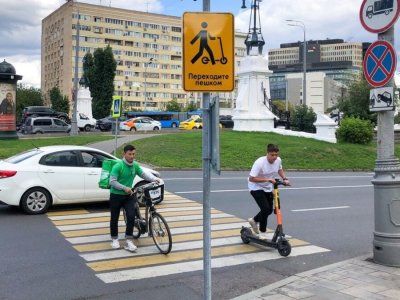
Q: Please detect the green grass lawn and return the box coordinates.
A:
[131,130,396,171]
[1,131,399,171]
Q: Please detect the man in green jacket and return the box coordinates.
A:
[109,144,158,251]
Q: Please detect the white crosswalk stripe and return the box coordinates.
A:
[47,191,330,283]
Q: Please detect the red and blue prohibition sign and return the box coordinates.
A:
[363,40,397,88]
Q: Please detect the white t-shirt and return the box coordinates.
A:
[248,156,282,192]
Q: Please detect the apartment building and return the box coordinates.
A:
[41,1,247,111]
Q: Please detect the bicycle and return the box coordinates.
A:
[123,182,172,254]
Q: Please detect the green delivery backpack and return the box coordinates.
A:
[98,159,122,189]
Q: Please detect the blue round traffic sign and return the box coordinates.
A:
[363,40,397,87]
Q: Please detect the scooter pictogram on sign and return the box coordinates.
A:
[363,40,396,87]
[190,22,228,65]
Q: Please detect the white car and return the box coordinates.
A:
[120,117,162,131]
[77,113,96,132]
[0,145,164,214]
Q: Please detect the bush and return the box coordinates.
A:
[290,104,317,133]
[336,117,374,144]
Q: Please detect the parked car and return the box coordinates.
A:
[96,116,126,132]
[22,117,71,134]
[120,117,161,131]
[22,106,70,124]
[0,145,164,214]
[219,115,234,128]
[77,113,96,132]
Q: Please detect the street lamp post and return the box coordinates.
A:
[143,57,154,110]
[70,0,80,136]
[286,19,306,106]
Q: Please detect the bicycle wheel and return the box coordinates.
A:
[149,212,172,254]
[122,208,141,238]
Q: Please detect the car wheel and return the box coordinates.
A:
[171,123,177,128]
[21,187,52,215]
[153,126,159,130]
[130,127,137,132]
[84,125,91,132]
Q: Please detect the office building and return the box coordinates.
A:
[41,1,247,111]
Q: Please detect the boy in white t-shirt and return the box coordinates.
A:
[248,144,290,239]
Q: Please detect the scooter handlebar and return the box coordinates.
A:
[274,178,290,188]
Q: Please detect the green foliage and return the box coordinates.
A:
[184,102,198,112]
[16,84,43,123]
[82,52,94,88]
[165,99,182,112]
[49,86,69,114]
[394,113,400,124]
[272,100,293,113]
[339,73,377,124]
[336,117,374,144]
[290,104,316,133]
[84,46,117,119]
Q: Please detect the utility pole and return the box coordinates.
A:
[70,0,80,136]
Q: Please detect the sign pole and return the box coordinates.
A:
[201,3,212,300]
[372,26,400,266]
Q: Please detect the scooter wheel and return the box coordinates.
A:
[277,239,291,257]
[240,227,251,244]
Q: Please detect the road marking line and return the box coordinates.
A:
[46,209,89,216]
[66,222,249,244]
[292,206,350,212]
[80,237,310,262]
[73,228,247,252]
[175,185,372,194]
[95,245,330,283]
[61,217,242,238]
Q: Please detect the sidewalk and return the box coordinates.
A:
[232,254,400,300]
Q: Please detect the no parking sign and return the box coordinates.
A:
[363,40,396,87]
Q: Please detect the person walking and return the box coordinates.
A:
[109,144,159,251]
[248,144,290,239]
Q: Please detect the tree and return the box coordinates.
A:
[83,45,117,119]
[185,102,198,112]
[82,52,94,88]
[337,72,377,124]
[165,99,182,112]
[16,84,43,123]
[290,104,317,133]
[49,86,69,114]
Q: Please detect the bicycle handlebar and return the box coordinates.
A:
[132,182,160,194]
[274,178,290,188]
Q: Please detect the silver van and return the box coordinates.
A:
[22,117,71,134]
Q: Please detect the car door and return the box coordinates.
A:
[140,119,153,130]
[38,151,84,201]
[79,150,114,200]
[53,118,69,133]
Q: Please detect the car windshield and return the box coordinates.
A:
[5,149,43,164]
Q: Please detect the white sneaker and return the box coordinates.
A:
[248,218,259,234]
[258,232,268,240]
[111,239,120,249]
[124,239,137,252]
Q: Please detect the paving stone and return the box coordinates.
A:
[379,288,400,299]
[259,293,294,300]
[339,277,365,287]
[274,286,314,299]
[341,286,389,300]
[314,279,349,291]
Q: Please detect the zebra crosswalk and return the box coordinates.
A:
[47,192,330,283]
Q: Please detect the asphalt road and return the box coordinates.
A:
[0,170,375,300]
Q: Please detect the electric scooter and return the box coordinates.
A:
[240,179,292,257]
[201,37,228,65]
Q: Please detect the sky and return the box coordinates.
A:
[0,0,397,88]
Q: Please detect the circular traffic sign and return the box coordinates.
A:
[363,40,397,87]
[360,0,400,33]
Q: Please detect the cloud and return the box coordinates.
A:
[1,0,399,88]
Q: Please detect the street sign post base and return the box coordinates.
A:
[372,158,400,267]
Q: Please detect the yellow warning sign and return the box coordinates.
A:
[183,12,234,92]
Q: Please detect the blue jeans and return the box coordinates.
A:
[109,193,136,239]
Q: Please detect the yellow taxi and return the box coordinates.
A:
[179,116,203,130]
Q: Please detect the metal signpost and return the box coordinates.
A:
[360,0,400,266]
[183,1,233,298]
[111,96,122,156]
